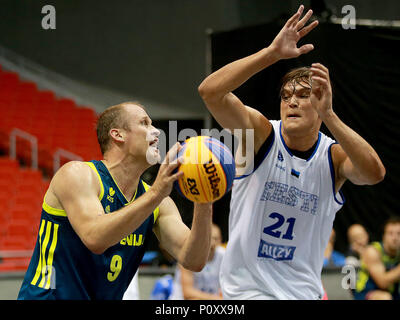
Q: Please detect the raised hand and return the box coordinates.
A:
[310,63,333,119]
[271,5,319,60]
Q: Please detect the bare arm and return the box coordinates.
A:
[51,143,183,255]
[310,63,386,192]
[198,5,318,153]
[153,198,213,272]
[363,246,400,290]
[179,265,222,300]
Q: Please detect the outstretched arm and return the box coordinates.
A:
[198,5,318,153]
[310,63,386,192]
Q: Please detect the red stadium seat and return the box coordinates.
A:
[78,107,97,123]
[37,90,55,104]
[0,67,101,177]
[0,69,103,272]
[0,211,11,236]
[0,72,20,88]
[0,259,31,272]
[0,257,32,272]
[0,239,25,251]
[0,157,19,170]
[0,171,18,186]
[17,169,43,184]
[17,81,38,100]
[6,220,31,237]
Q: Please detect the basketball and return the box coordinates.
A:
[174,136,235,203]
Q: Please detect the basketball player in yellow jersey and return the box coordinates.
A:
[19,102,213,299]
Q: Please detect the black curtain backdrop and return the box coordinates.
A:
[210,22,400,252]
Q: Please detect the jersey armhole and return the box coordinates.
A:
[85,162,105,201]
[42,191,68,217]
[141,180,160,223]
[327,143,346,205]
[235,127,275,180]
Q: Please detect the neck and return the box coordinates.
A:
[281,127,319,152]
[103,150,149,201]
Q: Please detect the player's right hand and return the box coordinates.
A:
[151,142,184,199]
[270,5,319,60]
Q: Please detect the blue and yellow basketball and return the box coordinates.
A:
[174,136,235,203]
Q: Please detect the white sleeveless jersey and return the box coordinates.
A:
[220,120,344,300]
[169,246,225,300]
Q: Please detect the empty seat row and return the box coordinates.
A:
[0,67,102,175]
[0,67,100,272]
[0,157,48,254]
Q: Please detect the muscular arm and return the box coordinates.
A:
[363,246,400,290]
[328,116,386,191]
[153,198,213,272]
[310,63,386,192]
[51,161,165,254]
[50,143,184,255]
[198,5,318,155]
[198,51,273,154]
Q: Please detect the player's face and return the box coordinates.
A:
[350,226,369,247]
[123,104,160,165]
[383,223,400,253]
[280,81,321,137]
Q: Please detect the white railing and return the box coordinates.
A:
[9,128,83,174]
[53,148,83,174]
[9,128,38,170]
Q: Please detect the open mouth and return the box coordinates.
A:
[149,139,159,150]
[287,113,301,119]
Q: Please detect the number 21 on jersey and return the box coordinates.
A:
[263,212,296,240]
[258,212,297,261]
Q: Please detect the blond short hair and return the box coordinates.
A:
[96,101,145,155]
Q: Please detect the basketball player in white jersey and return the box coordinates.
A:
[198,5,386,299]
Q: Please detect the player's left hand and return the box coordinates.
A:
[310,63,333,119]
[270,5,318,60]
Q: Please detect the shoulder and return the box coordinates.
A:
[56,160,93,175]
[327,142,347,182]
[250,119,278,161]
[245,106,271,128]
[244,107,273,153]
[329,142,346,161]
[363,244,382,263]
[53,161,97,185]
[51,161,101,196]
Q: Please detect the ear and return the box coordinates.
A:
[109,128,125,142]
